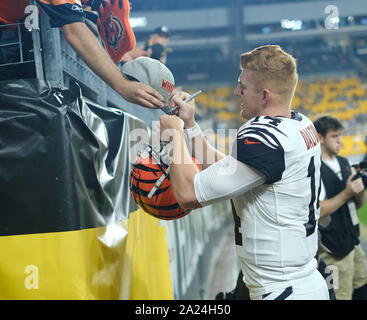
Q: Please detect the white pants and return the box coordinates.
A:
[252,269,330,300]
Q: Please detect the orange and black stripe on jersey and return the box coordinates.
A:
[234,119,286,184]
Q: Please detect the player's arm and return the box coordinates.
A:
[171,91,225,170]
[36,0,164,109]
[192,155,266,207]
[319,174,365,217]
[165,120,201,209]
[160,115,265,209]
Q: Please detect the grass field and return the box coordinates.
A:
[359,202,367,225]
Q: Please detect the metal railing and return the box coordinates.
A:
[0,23,32,67]
[0,2,160,127]
[0,1,43,80]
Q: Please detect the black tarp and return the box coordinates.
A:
[0,79,131,236]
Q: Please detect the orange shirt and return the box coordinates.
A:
[0,0,29,24]
[0,0,83,26]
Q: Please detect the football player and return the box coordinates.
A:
[160,45,330,300]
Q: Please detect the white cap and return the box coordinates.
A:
[121,57,175,107]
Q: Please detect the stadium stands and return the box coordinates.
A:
[188,76,367,158]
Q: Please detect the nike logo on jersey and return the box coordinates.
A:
[244,138,261,145]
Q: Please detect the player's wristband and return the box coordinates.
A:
[184,123,202,139]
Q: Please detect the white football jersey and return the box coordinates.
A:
[230,112,322,297]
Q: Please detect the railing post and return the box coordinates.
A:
[39,8,64,87]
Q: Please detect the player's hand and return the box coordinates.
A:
[160,115,184,142]
[119,80,164,109]
[345,174,365,197]
[170,91,196,128]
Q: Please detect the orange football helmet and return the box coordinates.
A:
[129,144,202,220]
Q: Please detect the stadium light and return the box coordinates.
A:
[329,16,340,26]
[280,19,303,31]
[129,16,148,28]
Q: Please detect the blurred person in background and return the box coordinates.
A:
[314,115,367,300]
[363,135,367,163]
[144,25,170,64]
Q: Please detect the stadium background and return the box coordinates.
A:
[0,0,367,299]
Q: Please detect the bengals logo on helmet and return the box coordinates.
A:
[102,12,123,51]
[129,145,202,220]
